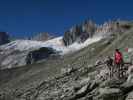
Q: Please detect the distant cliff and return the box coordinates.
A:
[0,32,10,45]
[32,33,54,41]
[63,20,131,46]
[63,20,96,46]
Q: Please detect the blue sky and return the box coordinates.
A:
[0,0,132,38]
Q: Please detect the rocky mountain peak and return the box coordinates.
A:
[32,32,54,41]
[0,32,10,45]
[96,21,121,34]
[63,20,132,46]
[63,19,96,46]
[82,19,96,34]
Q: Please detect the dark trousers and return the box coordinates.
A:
[115,62,125,79]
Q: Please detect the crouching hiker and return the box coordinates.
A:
[105,56,113,78]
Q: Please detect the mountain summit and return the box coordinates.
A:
[0,32,10,45]
[32,33,54,41]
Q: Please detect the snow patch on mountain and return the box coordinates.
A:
[0,34,104,70]
[0,37,63,51]
[64,36,102,54]
[0,34,103,55]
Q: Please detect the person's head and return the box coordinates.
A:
[115,49,119,52]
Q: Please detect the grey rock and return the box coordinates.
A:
[120,81,133,95]
[67,84,90,100]
[98,87,122,100]
[126,91,133,100]
[76,84,90,95]
[99,87,121,95]
[80,77,90,85]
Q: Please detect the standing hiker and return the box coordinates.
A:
[114,49,124,79]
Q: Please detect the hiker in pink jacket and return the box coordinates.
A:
[114,49,124,78]
[115,49,123,64]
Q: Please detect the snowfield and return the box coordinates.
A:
[0,35,103,55]
[0,34,105,70]
[0,37,64,54]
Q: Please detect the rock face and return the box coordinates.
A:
[63,20,96,46]
[63,25,82,46]
[96,20,131,34]
[32,33,54,41]
[63,20,131,46]
[82,19,96,36]
[26,47,56,64]
[0,32,10,45]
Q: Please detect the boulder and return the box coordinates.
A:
[80,77,90,85]
[98,87,122,100]
[125,65,133,83]
[97,68,110,81]
[126,91,133,100]
[61,67,73,75]
[68,84,91,100]
[120,81,133,95]
[76,84,90,96]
